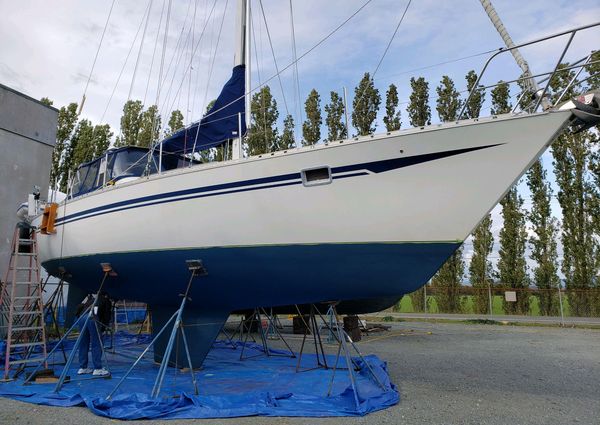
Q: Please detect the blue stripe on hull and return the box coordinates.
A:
[56,144,501,226]
[43,242,459,311]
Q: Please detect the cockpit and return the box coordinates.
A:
[70,146,200,198]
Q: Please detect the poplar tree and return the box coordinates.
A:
[406,75,432,310]
[469,215,494,314]
[92,124,113,158]
[432,75,464,311]
[464,70,494,313]
[302,89,322,145]
[464,70,485,119]
[550,64,596,316]
[278,115,296,151]
[137,104,161,148]
[70,119,96,167]
[115,100,143,147]
[435,76,462,122]
[50,102,78,190]
[407,77,431,127]
[167,110,184,135]
[352,72,381,136]
[40,97,53,106]
[526,160,560,315]
[324,91,346,141]
[490,81,511,115]
[431,250,465,313]
[491,80,530,314]
[586,52,600,315]
[498,188,529,314]
[383,84,401,131]
[247,86,279,156]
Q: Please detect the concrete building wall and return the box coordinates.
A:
[0,83,58,279]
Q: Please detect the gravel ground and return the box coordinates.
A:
[0,320,598,425]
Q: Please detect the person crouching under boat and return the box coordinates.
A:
[75,292,112,377]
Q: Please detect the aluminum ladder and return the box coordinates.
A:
[0,225,48,380]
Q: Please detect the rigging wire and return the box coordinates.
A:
[375,48,500,82]
[143,0,167,107]
[189,2,229,158]
[79,0,117,115]
[157,0,196,113]
[200,0,229,118]
[201,0,375,124]
[349,0,413,134]
[127,0,154,103]
[190,0,211,119]
[155,0,173,108]
[372,0,413,79]
[160,0,219,121]
[99,1,153,124]
[258,0,290,117]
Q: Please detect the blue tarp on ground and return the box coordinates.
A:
[0,333,399,419]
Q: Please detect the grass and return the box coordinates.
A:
[395,294,577,316]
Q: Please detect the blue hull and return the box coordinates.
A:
[43,242,459,310]
[43,242,458,366]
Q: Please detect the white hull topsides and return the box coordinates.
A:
[37,110,570,264]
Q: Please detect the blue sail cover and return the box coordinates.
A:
[160,65,246,154]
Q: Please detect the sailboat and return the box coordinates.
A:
[32,1,599,366]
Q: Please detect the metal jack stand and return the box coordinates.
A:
[295,304,328,372]
[322,303,387,409]
[106,259,206,400]
[239,308,295,360]
[42,268,69,363]
[51,263,116,392]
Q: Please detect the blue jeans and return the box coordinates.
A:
[78,318,103,370]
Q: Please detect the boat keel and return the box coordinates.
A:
[151,306,230,368]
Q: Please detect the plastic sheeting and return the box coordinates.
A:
[0,333,398,419]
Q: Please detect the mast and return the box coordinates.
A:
[479,0,550,109]
[233,0,249,160]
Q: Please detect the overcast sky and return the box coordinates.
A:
[1,0,598,278]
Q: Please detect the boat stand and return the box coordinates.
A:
[22,263,114,387]
[42,272,67,363]
[238,308,295,360]
[317,303,387,407]
[295,304,328,372]
[50,263,115,392]
[106,259,206,400]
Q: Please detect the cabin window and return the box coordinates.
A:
[301,166,331,187]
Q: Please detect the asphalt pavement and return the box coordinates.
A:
[0,320,598,425]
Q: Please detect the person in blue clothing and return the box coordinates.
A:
[75,292,112,377]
